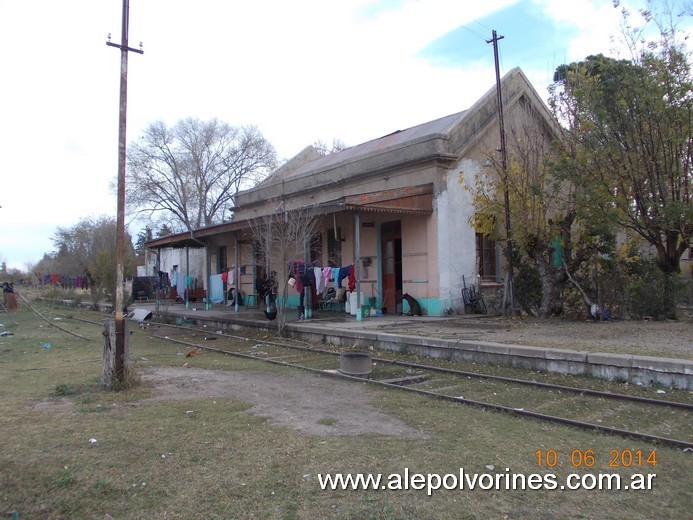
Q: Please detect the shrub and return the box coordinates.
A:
[623,260,684,320]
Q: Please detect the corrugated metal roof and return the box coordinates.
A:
[146,220,246,249]
[279,110,467,181]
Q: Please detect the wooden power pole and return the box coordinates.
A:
[486,29,515,314]
[104,0,142,386]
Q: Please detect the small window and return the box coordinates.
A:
[476,233,496,279]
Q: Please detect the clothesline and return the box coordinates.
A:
[287,261,355,293]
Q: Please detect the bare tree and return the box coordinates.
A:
[247,204,322,335]
[312,138,348,156]
[126,118,277,231]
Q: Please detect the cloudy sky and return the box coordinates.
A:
[0,0,685,270]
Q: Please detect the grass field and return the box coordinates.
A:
[0,304,691,519]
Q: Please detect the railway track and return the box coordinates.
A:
[62,313,693,450]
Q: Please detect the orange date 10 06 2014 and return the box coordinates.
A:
[535,449,657,469]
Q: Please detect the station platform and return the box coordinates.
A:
[128,301,693,390]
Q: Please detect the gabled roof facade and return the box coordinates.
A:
[232,67,554,220]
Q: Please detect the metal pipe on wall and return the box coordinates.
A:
[355,210,362,321]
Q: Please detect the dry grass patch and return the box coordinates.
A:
[0,306,691,519]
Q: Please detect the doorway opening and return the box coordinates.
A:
[380,221,402,314]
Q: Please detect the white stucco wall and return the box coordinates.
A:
[143,247,206,288]
[436,159,481,310]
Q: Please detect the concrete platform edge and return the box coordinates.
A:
[131,304,692,389]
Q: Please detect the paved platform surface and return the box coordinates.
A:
[130,300,692,361]
[128,301,693,389]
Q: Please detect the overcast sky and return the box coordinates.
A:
[0,0,686,270]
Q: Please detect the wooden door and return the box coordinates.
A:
[380,221,402,314]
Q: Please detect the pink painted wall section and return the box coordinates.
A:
[401,214,432,299]
[356,220,378,289]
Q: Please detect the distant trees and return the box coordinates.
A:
[126,118,277,232]
[134,227,153,257]
[313,138,347,156]
[52,216,136,305]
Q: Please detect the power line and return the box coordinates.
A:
[459,23,489,42]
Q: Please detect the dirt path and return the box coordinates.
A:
[141,367,427,438]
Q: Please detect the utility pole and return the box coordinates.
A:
[106,0,143,384]
[486,29,515,314]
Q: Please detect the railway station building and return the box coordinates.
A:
[144,67,556,317]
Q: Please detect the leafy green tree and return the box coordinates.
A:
[156,224,173,238]
[126,118,277,232]
[466,108,601,317]
[134,227,153,257]
[549,7,692,276]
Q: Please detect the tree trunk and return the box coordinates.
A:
[103,318,129,389]
[534,255,565,318]
[3,292,19,312]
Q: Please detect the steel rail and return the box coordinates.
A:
[56,313,693,448]
[145,320,693,412]
[60,314,693,411]
[147,330,693,450]
[371,357,693,411]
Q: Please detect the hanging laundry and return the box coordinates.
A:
[176,273,185,297]
[322,267,332,286]
[314,267,323,293]
[209,274,224,303]
[299,268,313,289]
[337,265,351,289]
[288,261,303,293]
